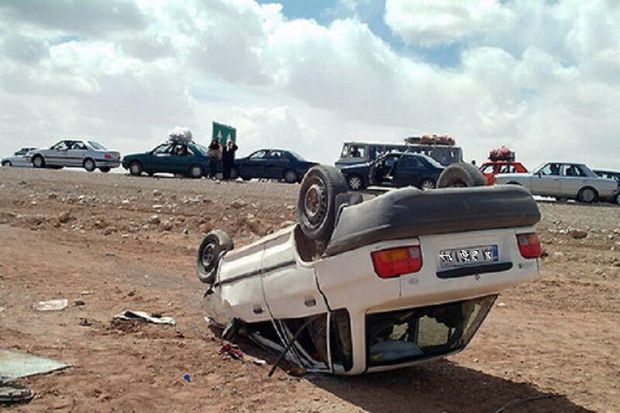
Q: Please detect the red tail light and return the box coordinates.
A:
[104,153,112,159]
[371,246,422,279]
[516,233,541,259]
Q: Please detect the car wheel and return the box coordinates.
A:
[230,168,239,180]
[2,161,11,167]
[196,230,234,285]
[284,169,298,184]
[189,164,204,179]
[83,158,96,172]
[346,174,364,191]
[32,155,45,169]
[420,178,436,191]
[577,187,597,203]
[297,165,348,245]
[129,161,143,176]
[437,163,486,188]
[99,167,110,173]
[616,193,620,205]
[241,175,251,181]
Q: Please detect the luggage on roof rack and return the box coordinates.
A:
[405,135,455,146]
[489,146,515,162]
[168,127,193,143]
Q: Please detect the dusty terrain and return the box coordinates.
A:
[0,167,618,413]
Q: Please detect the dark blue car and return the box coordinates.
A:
[235,149,318,183]
[122,141,212,178]
[339,152,444,190]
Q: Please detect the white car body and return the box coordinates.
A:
[29,140,121,171]
[495,162,617,201]
[1,148,37,167]
[205,186,542,375]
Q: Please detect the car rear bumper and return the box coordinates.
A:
[95,159,121,168]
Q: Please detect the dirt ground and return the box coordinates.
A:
[0,167,618,413]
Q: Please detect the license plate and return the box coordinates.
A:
[438,245,499,269]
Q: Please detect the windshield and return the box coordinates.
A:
[419,154,443,168]
[88,141,106,150]
[366,295,496,367]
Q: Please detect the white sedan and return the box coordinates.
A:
[197,165,542,375]
[495,162,617,203]
[1,147,37,167]
[29,140,121,172]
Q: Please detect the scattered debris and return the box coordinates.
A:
[218,342,244,361]
[58,211,73,224]
[152,189,162,197]
[0,382,34,405]
[79,318,93,327]
[148,215,161,225]
[0,349,70,379]
[80,290,94,296]
[570,229,588,240]
[74,300,86,307]
[113,310,176,325]
[182,373,191,383]
[252,358,267,366]
[33,299,68,312]
[231,199,247,209]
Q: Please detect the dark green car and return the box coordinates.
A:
[122,141,211,178]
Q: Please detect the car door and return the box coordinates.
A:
[148,143,174,172]
[263,150,289,179]
[560,164,587,197]
[392,155,424,187]
[67,141,88,167]
[46,141,71,166]
[243,150,268,178]
[530,164,561,196]
[168,143,192,174]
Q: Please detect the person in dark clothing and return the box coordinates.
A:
[207,139,222,179]
[222,139,238,180]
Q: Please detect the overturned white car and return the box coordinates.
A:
[197,164,542,375]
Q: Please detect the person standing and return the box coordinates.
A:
[207,138,222,179]
[222,139,238,180]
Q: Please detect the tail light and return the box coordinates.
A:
[371,246,422,279]
[104,153,112,159]
[516,233,541,259]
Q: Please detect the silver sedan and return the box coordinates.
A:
[1,147,37,167]
[29,140,121,172]
[495,162,617,203]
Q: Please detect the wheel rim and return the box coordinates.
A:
[130,164,140,174]
[192,166,202,177]
[348,176,361,190]
[286,171,296,182]
[582,189,595,202]
[201,243,217,271]
[85,160,94,170]
[616,194,620,205]
[34,157,42,167]
[303,177,327,228]
[421,180,434,190]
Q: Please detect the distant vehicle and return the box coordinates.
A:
[495,162,618,203]
[340,152,444,191]
[336,135,463,169]
[235,149,318,183]
[122,140,212,178]
[30,140,120,172]
[593,169,620,204]
[2,147,37,167]
[480,161,528,185]
[196,165,542,375]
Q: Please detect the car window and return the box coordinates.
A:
[88,141,106,150]
[172,144,191,156]
[480,164,493,173]
[539,163,561,176]
[562,164,586,177]
[249,150,267,159]
[192,143,209,156]
[152,143,172,155]
[345,145,366,158]
[52,141,70,151]
[267,150,285,159]
[288,151,307,161]
[70,142,87,150]
[400,156,422,168]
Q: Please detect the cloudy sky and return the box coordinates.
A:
[0,0,618,169]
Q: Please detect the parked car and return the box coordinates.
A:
[593,169,620,204]
[235,149,317,183]
[196,165,542,375]
[495,162,617,203]
[29,140,120,172]
[1,147,37,167]
[122,141,214,178]
[479,161,528,185]
[340,152,444,191]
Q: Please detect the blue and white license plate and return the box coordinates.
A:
[438,245,499,269]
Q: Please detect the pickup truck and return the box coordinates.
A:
[197,164,542,375]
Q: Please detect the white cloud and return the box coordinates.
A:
[0,0,618,172]
[384,0,515,46]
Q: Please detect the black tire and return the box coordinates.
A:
[196,230,234,285]
[100,167,111,173]
[230,167,239,180]
[241,175,251,181]
[419,178,436,191]
[32,155,45,169]
[615,193,620,205]
[437,163,486,188]
[83,158,96,172]
[577,187,597,203]
[2,161,11,167]
[129,161,143,176]
[297,165,348,244]
[346,174,365,191]
[189,164,204,179]
[284,169,298,184]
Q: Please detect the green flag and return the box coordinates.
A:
[212,122,236,145]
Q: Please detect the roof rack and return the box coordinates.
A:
[405,134,455,146]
